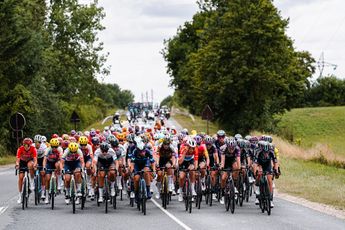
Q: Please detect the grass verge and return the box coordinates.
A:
[0,155,16,166]
[277,156,345,209]
[85,108,118,131]
[172,113,221,135]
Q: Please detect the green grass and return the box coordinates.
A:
[173,113,222,135]
[85,108,118,131]
[277,106,345,158]
[276,156,345,209]
[0,155,16,165]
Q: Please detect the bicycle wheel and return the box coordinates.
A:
[142,197,147,215]
[239,173,244,207]
[105,180,109,214]
[34,176,38,206]
[230,180,235,214]
[71,178,76,214]
[22,177,27,210]
[188,180,192,213]
[140,179,146,214]
[51,190,55,210]
[51,176,56,210]
[72,195,76,214]
[184,180,188,211]
[205,175,211,205]
[265,178,271,216]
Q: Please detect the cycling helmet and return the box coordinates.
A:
[178,133,186,141]
[234,134,242,140]
[50,138,60,147]
[162,137,171,145]
[41,136,47,142]
[249,136,259,144]
[23,138,33,146]
[268,143,275,151]
[204,136,214,144]
[136,141,145,151]
[109,138,119,147]
[258,140,265,149]
[110,126,115,132]
[91,136,100,145]
[194,135,202,145]
[62,140,70,149]
[100,142,109,152]
[34,135,42,143]
[104,126,109,131]
[262,141,270,152]
[191,130,197,136]
[181,128,188,135]
[62,134,70,140]
[96,129,100,134]
[244,135,251,141]
[68,142,79,152]
[51,134,59,138]
[265,135,273,143]
[70,130,76,136]
[225,138,237,147]
[244,140,251,148]
[238,139,246,148]
[217,130,226,137]
[90,130,96,137]
[126,133,135,143]
[186,138,196,148]
[107,134,116,143]
[79,136,88,145]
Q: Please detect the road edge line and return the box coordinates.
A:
[151,198,192,230]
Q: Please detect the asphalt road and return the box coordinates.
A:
[0,118,344,230]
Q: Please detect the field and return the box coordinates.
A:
[277,106,345,160]
[0,155,16,166]
[172,107,345,209]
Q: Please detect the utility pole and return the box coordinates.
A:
[317,52,337,78]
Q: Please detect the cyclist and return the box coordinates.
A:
[195,135,209,191]
[253,141,278,208]
[43,138,62,204]
[93,142,118,203]
[108,135,126,192]
[204,136,219,199]
[219,139,241,205]
[215,130,226,160]
[33,135,47,200]
[79,136,95,199]
[130,140,155,201]
[177,138,198,202]
[61,142,85,205]
[155,137,176,199]
[15,138,37,204]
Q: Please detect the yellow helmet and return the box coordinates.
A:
[79,136,88,145]
[68,142,79,152]
[191,130,197,136]
[50,138,60,147]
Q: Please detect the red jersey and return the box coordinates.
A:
[179,144,198,162]
[16,146,37,162]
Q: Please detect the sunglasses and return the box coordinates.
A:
[24,144,30,148]
[52,146,58,149]
[80,144,87,147]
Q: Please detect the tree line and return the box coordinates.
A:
[0,0,134,154]
[162,0,320,134]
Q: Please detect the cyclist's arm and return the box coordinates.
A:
[214,148,219,165]
[32,147,38,167]
[204,146,210,167]
[15,148,21,167]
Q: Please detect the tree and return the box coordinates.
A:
[163,0,315,133]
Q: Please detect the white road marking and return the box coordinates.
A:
[0,206,8,215]
[151,198,192,230]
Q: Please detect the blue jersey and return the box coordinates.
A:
[131,149,155,165]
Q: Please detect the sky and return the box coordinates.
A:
[81,0,345,103]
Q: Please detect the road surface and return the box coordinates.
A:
[0,118,344,230]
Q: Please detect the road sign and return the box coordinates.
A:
[70,111,80,130]
[202,105,214,121]
[9,112,26,131]
[70,111,80,123]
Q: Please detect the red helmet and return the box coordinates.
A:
[23,138,33,146]
[96,129,100,135]
[52,134,59,138]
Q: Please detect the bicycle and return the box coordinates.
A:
[237,167,245,207]
[95,167,117,213]
[158,166,173,209]
[48,169,57,210]
[34,168,42,206]
[195,169,202,210]
[135,169,152,215]
[258,171,272,215]
[221,169,236,214]
[180,169,197,214]
[16,167,30,210]
[206,166,219,207]
[80,169,88,210]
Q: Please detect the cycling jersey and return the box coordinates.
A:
[36,143,47,159]
[197,144,209,162]
[45,147,63,162]
[62,149,83,162]
[179,144,198,162]
[112,144,126,159]
[16,146,37,162]
[254,150,277,173]
[206,144,217,167]
[220,145,240,168]
[80,144,93,163]
[157,144,176,168]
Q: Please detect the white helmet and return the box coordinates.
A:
[41,136,47,142]
[186,138,196,148]
[104,126,109,131]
